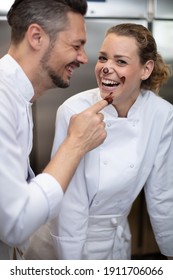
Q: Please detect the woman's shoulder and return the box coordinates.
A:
[145,90,173,113]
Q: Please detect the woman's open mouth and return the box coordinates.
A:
[102,78,120,90]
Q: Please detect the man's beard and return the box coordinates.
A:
[48,68,69,88]
[40,44,70,89]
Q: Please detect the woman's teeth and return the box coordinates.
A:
[102,79,119,86]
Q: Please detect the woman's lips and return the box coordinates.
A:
[103,77,125,105]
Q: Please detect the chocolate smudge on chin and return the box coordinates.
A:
[104,92,113,104]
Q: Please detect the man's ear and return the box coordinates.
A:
[141,60,154,80]
[26,23,47,50]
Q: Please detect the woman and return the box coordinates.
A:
[50,23,173,259]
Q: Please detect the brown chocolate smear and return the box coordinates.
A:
[120,76,125,83]
[104,93,113,104]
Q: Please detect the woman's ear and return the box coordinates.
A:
[141,60,154,80]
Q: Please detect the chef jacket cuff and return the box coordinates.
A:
[32,173,63,220]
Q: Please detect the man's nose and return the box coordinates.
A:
[78,49,88,64]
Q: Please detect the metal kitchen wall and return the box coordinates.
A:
[152,0,173,104]
[0,0,173,257]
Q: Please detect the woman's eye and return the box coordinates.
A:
[98,56,107,62]
[117,59,127,65]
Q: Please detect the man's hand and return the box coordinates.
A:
[68,99,108,153]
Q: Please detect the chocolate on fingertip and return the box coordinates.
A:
[104,92,113,105]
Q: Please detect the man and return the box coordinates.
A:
[0,0,108,259]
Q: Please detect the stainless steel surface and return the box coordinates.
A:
[86,0,147,18]
[0,20,10,54]
[0,0,13,15]
[152,20,173,103]
[154,0,173,19]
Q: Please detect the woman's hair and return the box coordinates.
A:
[106,23,172,93]
[7,0,87,44]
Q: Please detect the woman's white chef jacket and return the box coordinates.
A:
[0,55,63,260]
[51,88,173,259]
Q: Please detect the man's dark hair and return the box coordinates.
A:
[7,0,88,43]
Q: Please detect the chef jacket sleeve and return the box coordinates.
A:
[144,108,173,257]
[0,94,63,247]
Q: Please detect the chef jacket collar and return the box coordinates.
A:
[3,54,34,103]
[97,88,146,120]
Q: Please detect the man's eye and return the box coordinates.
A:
[74,45,80,50]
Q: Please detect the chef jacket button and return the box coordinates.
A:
[106,122,111,128]
[94,200,99,205]
[103,161,108,165]
[130,164,134,168]
[111,218,117,226]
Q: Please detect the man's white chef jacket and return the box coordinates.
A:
[0,55,63,259]
[51,88,173,259]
